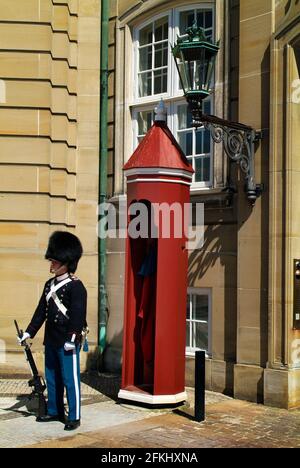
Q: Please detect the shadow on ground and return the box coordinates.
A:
[80,371,121,401]
[1,395,40,421]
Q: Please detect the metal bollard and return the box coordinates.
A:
[194,350,205,422]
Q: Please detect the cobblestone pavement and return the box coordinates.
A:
[0,378,300,448]
[0,378,101,397]
[24,399,300,449]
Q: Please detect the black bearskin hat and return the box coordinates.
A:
[45,231,83,273]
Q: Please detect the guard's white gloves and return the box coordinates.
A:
[17,332,30,345]
[64,341,76,352]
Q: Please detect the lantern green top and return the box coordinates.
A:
[172,24,219,57]
[172,24,220,103]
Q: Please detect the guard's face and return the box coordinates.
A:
[48,259,68,276]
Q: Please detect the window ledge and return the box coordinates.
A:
[190,187,234,209]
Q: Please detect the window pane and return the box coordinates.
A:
[196,10,213,40]
[140,23,152,46]
[197,11,204,27]
[196,130,203,154]
[195,157,203,182]
[203,129,210,153]
[154,17,168,42]
[178,106,187,130]
[154,68,167,94]
[138,72,152,97]
[138,111,153,136]
[203,99,211,114]
[178,132,192,156]
[205,11,213,29]
[195,322,208,351]
[178,105,192,129]
[139,46,152,71]
[186,292,210,353]
[203,157,210,181]
[154,42,168,68]
[194,295,208,321]
[179,11,195,34]
[195,157,210,183]
[186,295,190,319]
[163,68,168,91]
[178,105,188,130]
[186,322,190,348]
[179,10,212,39]
[186,133,193,156]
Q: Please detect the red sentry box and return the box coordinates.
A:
[118,120,193,405]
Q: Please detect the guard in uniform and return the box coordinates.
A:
[18,231,87,431]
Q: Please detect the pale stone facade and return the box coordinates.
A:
[0,0,100,371]
[0,0,300,409]
[104,0,300,409]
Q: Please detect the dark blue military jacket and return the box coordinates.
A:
[26,275,87,348]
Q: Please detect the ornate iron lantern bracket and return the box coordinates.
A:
[172,25,264,206]
[190,105,263,205]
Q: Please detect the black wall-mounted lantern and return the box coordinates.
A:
[172,24,263,205]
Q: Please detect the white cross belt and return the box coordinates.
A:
[46,278,72,318]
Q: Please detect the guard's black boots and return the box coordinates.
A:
[36,414,65,423]
[64,419,80,431]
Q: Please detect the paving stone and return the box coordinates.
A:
[0,377,299,448]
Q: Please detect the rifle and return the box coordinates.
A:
[14,320,47,419]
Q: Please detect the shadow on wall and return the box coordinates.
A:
[81,332,123,401]
[188,222,237,396]
[188,224,223,282]
[83,330,123,373]
[188,223,237,362]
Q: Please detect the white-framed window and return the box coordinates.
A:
[186,288,212,356]
[136,14,170,99]
[132,4,215,189]
[175,100,212,187]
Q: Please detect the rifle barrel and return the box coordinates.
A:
[14,320,22,338]
[13,320,47,419]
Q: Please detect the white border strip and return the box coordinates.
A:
[72,350,80,420]
[125,167,193,179]
[118,389,187,405]
[127,178,192,186]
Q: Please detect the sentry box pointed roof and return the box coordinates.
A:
[123,120,194,175]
